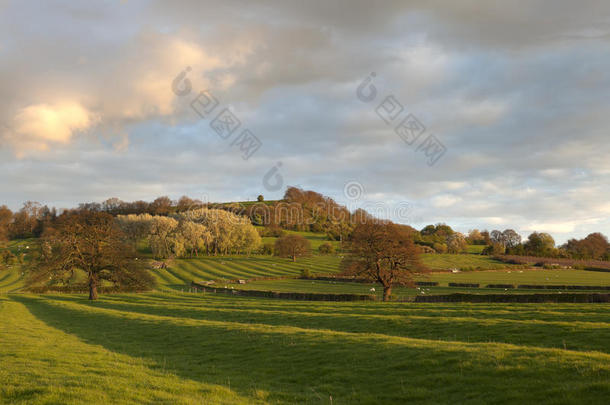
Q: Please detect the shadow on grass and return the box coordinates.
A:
[12,295,610,403]
[34,293,610,354]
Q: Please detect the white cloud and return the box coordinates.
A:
[5,102,96,157]
[431,194,461,208]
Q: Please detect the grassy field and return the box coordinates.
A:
[227,268,610,300]
[421,253,517,271]
[1,293,609,404]
[261,230,341,251]
[0,239,34,293]
[151,255,341,291]
[423,269,610,286]
[2,234,609,403]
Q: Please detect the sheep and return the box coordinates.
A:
[369,287,376,292]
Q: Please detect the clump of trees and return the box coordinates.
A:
[414,223,468,254]
[341,220,425,301]
[0,202,57,240]
[562,233,610,260]
[29,211,154,300]
[274,234,311,262]
[116,208,261,259]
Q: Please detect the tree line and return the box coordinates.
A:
[2,188,610,262]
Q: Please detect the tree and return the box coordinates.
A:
[149,216,180,258]
[177,196,201,212]
[482,242,505,256]
[257,195,264,202]
[480,230,491,244]
[115,214,153,248]
[274,234,311,262]
[446,233,468,253]
[318,242,335,255]
[341,221,425,301]
[179,221,210,257]
[467,229,485,245]
[10,201,42,238]
[490,230,505,246]
[102,198,124,215]
[524,232,555,256]
[150,196,173,216]
[562,232,610,260]
[29,211,153,300]
[502,229,521,248]
[0,205,12,241]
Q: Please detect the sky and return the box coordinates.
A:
[1,0,610,243]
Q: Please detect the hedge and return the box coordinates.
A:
[27,285,149,294]
[486,284,515,289]
[517,284,610,291]
[191,281,376,301]
[448,283,480,288]
[415,293,610,303]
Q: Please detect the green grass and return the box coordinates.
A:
[422,253,517,271]
[0,239,35,293]
[1,293,608,404]
[261,230,341,251]
[466,245,486,254]
[229,268,610,300]
[152,255,342,291]
[424,269,610,286]
[0,266,26,293]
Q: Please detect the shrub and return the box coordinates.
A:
[1,250,17,265]
[318,242,335,255]
[300,268,314,279]
[482,243,505,256]
[260,226,285,238]
[433,243,447,253]
[260,243,274,255]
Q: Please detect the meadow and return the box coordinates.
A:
[1,293,609,404]
[2,234,609,404]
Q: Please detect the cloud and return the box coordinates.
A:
[1,1,610,243]
[5,102,95,157]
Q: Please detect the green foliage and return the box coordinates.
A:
[300,268,315,279]
[274,234,312,262]
[524,232,556,256]
[118,209,261,258]
[318,242,335,255]
[260,242,274,255]
[432,243,447,253]
[482,242,506,256]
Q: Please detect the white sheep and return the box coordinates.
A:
[369,287,376,292]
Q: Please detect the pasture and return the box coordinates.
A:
[1,293,609,404]
[2,234,609,403]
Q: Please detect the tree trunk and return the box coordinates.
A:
[382,285,392,302]
[292,255,296,262]
[88,276,98,300]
